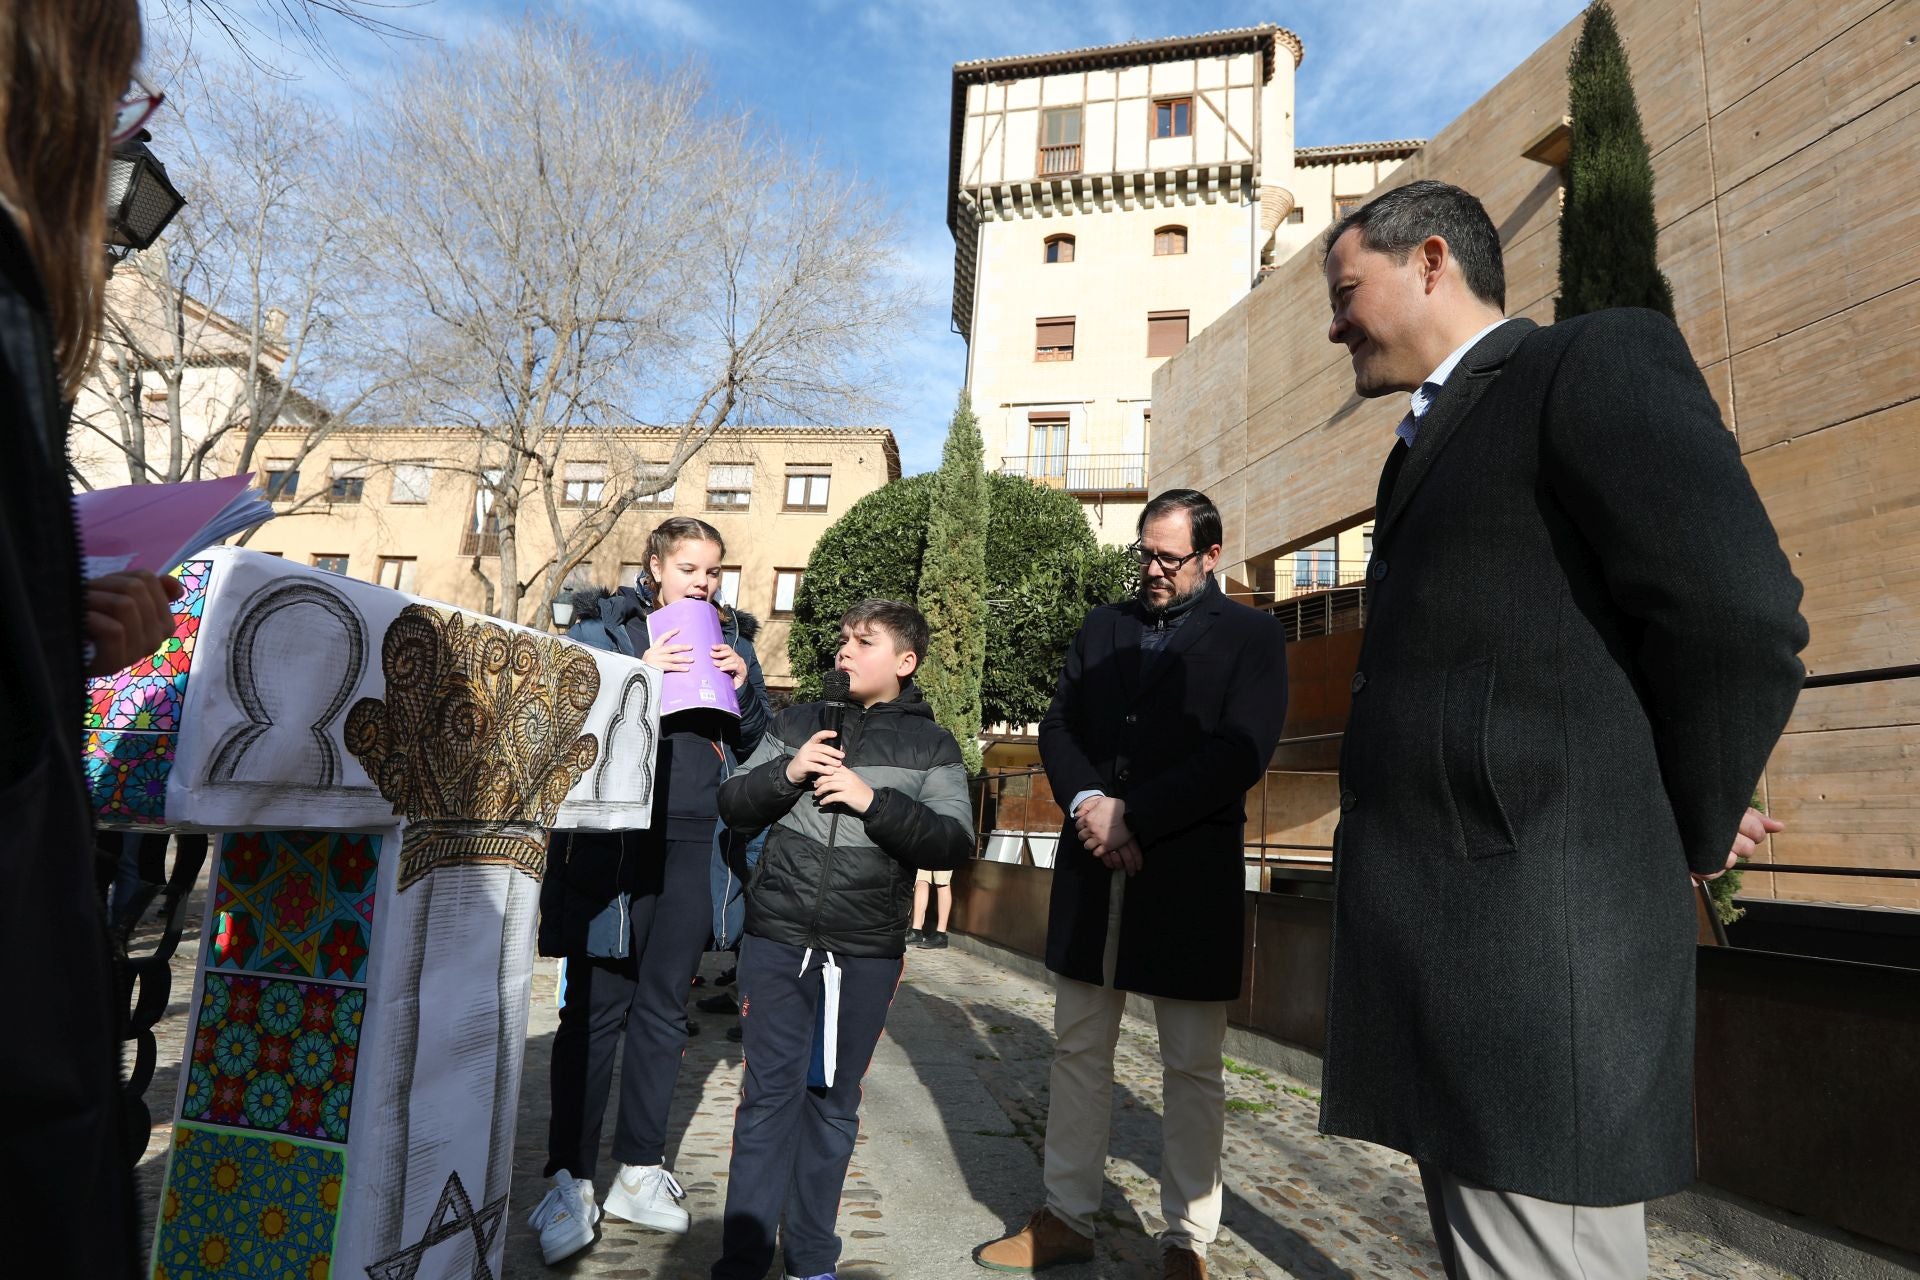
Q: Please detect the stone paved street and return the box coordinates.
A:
[132,891,1793,1278]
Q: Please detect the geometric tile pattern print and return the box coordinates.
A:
[153,1123,343,1280]
[211,831,378,983]
[185,972,363,1144]
[87,558,209,731]
[82,559,210,826]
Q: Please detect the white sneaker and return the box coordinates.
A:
[528,1170,598,1265]
[602,1162,690,1234]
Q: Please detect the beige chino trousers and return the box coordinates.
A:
[1041,873,1230,1253]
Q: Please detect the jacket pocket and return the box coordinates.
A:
[1440,658,1518,860]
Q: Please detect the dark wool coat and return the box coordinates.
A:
[1040,582,1289,1002]
[1318,310,1808,1206]
[0,215,140,1271]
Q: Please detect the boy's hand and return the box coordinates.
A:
[712,643,749,689]
[785,730,844,786]
[814,766,875,815]
[642,627,694,673]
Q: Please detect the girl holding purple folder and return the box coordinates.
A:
[532,516,770,1265]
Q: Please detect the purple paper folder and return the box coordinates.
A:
[646,597,741,718]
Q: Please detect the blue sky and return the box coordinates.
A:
[160,0,1588,473]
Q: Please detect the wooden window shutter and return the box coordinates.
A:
[1147,310,1189,357]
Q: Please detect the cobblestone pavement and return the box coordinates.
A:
[131,895,1793,1278]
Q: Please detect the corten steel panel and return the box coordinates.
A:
[1277,628,1363,745]
[1240,893,1332,1051]
[1694,947,1920,1256]
[950,859,1052,961]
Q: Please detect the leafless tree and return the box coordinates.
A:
[350,18,919,625]
[73,51,391,537]
[149,0,429,77]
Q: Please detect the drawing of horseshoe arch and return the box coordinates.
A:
[208,579,369,787]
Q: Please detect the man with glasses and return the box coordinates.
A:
[975,490,1288,1280]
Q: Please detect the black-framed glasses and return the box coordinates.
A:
[1126,541,1203,574]
[111,73,164,145]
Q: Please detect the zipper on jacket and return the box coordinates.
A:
[803,704,861,945]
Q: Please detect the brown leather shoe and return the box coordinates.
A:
[1162,1246,1207,1280]
[973,1207,1096,1271]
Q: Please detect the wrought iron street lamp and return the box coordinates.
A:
[105,135,185,258]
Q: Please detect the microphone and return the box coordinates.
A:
[820,669,853,748]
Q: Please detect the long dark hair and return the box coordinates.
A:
[0,0,143,396]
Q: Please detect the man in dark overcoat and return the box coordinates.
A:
[975,490,1289,1280]
[1318,180,1807,1277]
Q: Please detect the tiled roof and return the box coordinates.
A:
[1295,139,1427,162]
[953,24,1304,75]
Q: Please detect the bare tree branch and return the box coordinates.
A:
[349,17,921,625]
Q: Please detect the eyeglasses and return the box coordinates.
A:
[111,74,164,145]
[1126,541,1204,574]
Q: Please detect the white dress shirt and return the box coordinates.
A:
[1396,317,1513,447]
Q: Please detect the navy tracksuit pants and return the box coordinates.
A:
[712,934,902,1280]
[545,835,713,1183]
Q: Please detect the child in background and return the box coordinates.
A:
[531,517,770,1265]
[710,599,974,1280]
[904,865,953,949]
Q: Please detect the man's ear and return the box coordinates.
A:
[1200,544,1223,576]
[1420,235,1450,294]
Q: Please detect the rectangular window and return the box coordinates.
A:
[772,569,804,617]
[1294,537,1338,589]
[719,566,742,608]
[706,463,754,511]
[463,469,503,557]
[1147,310,1190,358]
[784,466,831,512]
[1335,194,1367,219]
[264,461,299,501]
[634,464,677,507]
[328,459,367,504]
[1153,97,1193,139]
[1035,315,1075,361]
[1029,413,1069,481]
[376,556,418,593]
[1286,206,1305,224]
[390,462,433,505]
[562,460,607,508]
[312,553,349,576]
[1039,107,1082,175]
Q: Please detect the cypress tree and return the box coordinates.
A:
[915,391,991,774]
[1555,1,1675,321]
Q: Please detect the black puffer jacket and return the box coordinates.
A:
[718,684,974,957]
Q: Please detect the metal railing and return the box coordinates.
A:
[997,453,1148,496]
[1266,583,1367,642]
[1039,143,1081,176]
[1284,562,1369,598]
[460,526,501,557]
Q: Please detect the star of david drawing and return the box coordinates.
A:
[365,1170,508,1280]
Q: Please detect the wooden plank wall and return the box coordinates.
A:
[1152,0,1920,907]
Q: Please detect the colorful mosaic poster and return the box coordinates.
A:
[186,973,361,1144]
[86,559,211,733]
[211,831,379,983]
[85,729,174,825]
[153,1122,342,1280]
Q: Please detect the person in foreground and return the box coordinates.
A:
[531,517,770,1264]
[1317,180,1807,1278]
[975,490,1289,1280]
[1,2,188,1272]
[710,599,975,1280]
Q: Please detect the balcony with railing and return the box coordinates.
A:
[1038,142,1081,176]
[997,452,1147,498]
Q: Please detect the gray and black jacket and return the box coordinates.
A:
[719,683,974,958]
